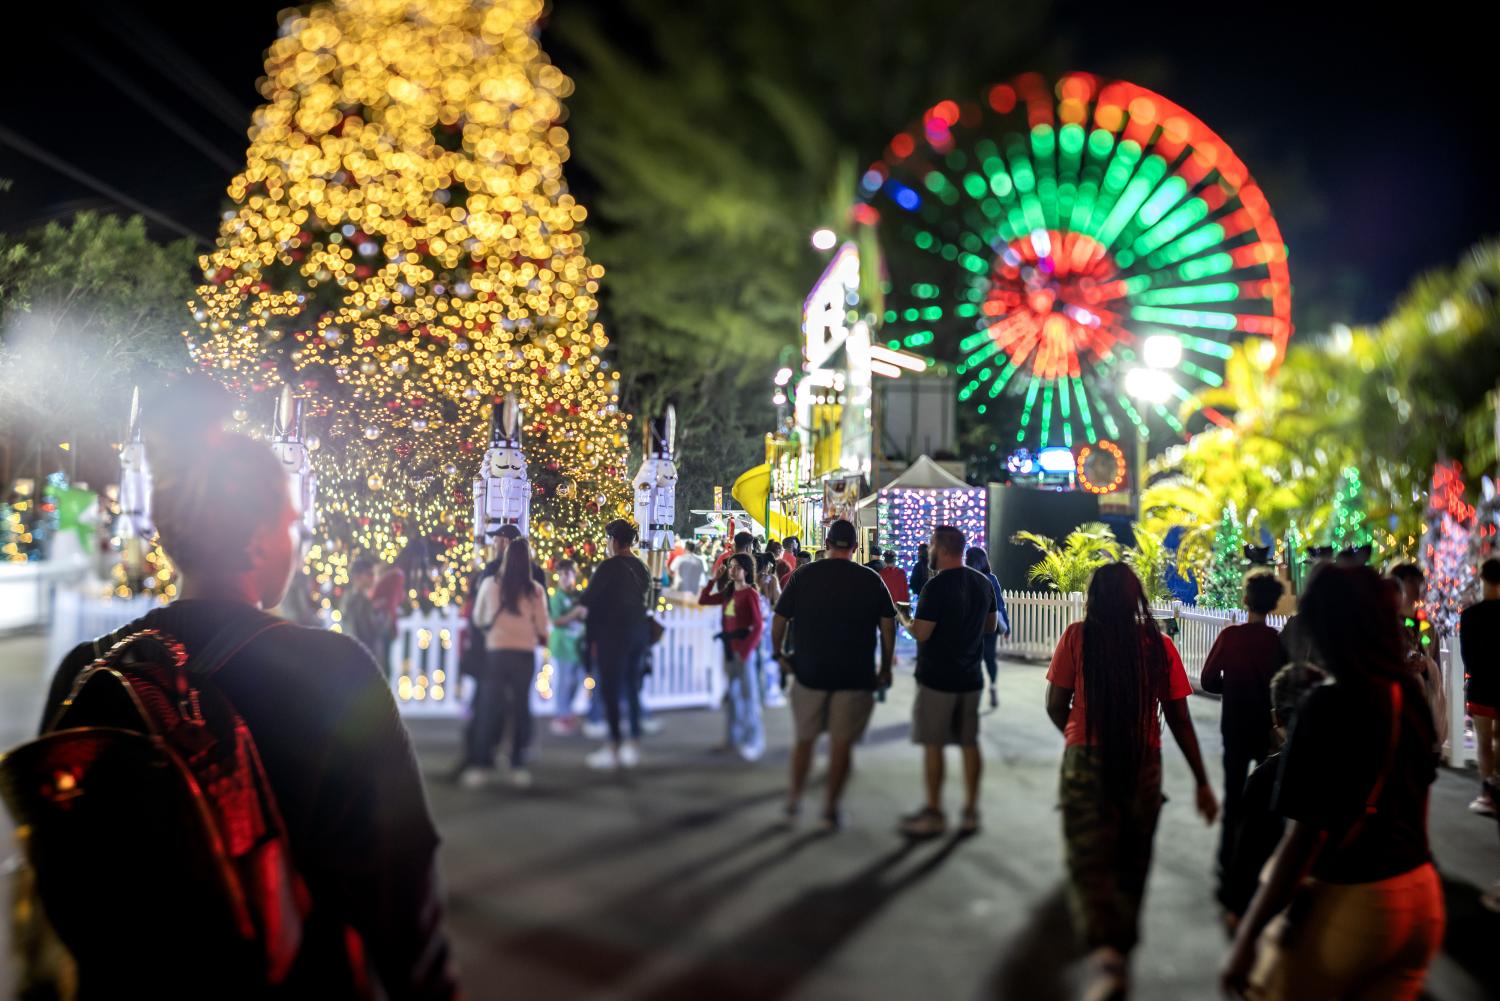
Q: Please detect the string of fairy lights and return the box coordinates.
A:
[185,0,631,600]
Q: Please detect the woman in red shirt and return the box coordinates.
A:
[1045,563,1218,999]
[699,553,765,761]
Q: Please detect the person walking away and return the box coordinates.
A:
[699,554,766,760]
[1045,562,1218,999]
[340,556,388,662]
[548,559,588,736]
[1390,562,1448,748]
[462,538,550,790]
[780,536,802,579]
[1220,662,1325,927]
[909,542,931,597]
[22,383,455,998]
[583,519,654,769]
[877,548,912,608]
[900,527,996,838]
[1201,573,1287,900]
[1277,559,1331,669]
[1222,566,1444,1001]
[671,539,707,593]
[370,559,407,679]
[713,531,755,576]
[771,519,896,830]
[1460,558,1500,816]
[964,546,1011,710]
[765,540,791,587]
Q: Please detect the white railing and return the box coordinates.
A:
[1,558,91,634]
[45,588,158,668]
[389,600,725,718]
[997,590,1083,659]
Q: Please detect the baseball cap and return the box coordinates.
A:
[496,524,524,541]
[825,519,856,548]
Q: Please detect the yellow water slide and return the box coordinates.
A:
[731,464,800,540]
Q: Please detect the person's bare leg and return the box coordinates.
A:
[824,737,855,813]
[962,745,982,812]
[1477,717,1497,783]
[924,745,944,811]
[788,738,816,809]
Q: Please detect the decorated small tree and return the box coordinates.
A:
[1200,501,1245,609]
[1329,465,1373,554]
[1422,460,1475,638]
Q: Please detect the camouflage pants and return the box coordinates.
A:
[1059,745,1164,952]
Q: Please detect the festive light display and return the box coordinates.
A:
[185,0,631,601]
[1328,465,1373,554]
[1076,439,1126,494]
[1283,518,1305,594]
[859,72,1292,449]
[1422,460,1475,637]
[876,486,987,578]
[1199,500,1244,609]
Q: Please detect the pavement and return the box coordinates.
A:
[2,628,1498,1000]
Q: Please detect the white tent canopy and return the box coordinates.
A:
[880,454,970,491]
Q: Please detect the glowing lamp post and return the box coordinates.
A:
[1123,346,1178,515]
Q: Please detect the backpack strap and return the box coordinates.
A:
[1337,679,1403,853]
[188,617,293,681]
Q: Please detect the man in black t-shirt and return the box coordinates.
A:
[771,519,896,830]
[901,525,996,838]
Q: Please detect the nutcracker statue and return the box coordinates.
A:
[473,393,531,556]
[269,386,319,546]
[632,405,678,584]
[117,387,153,585]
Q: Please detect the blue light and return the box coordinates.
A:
[861,169,884,192]
[1036,446,1076,475]
[889,182,921,211]
[1006,448,1035,475]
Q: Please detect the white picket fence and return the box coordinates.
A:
[40,586,1478,765]
[1,558,91,634]
[387,600,725,719]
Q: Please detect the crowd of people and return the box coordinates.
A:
[8,396,1498,1001]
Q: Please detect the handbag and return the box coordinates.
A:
[1277,679,1403,947]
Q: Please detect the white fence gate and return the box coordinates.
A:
[390,601,725,719]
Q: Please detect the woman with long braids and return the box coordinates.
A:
[1045,563,1218,1000]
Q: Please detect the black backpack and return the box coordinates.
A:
[0,619,311,989]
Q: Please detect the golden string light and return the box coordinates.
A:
[185,0,631,600]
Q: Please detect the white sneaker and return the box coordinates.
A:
[641,717,665,736]
[619,742,641,768]
[458,767,494,790]
[582,720,608,740]
[585,745,620,770]
[509,768,533,790]
[1468,794,1496,817]
[736,744,764,763]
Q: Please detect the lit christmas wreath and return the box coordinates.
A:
[1076,439,1126,494]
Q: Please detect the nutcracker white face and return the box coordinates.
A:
[488,446,524,479]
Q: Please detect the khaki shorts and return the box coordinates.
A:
[911,684,981,746]
[789,682,876,744]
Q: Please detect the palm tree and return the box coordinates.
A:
[1010,523,1120,594]
[1124,524,1172,604]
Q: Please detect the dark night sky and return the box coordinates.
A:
[2,1,1496,327]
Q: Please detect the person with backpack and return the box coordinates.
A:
[1222,566,1444,1000]
[12,382,456,998]
[582,518,654,770]
[462,537,550,790]
[1045,562,1218,999]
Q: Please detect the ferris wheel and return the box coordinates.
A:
[859,72,1292,454]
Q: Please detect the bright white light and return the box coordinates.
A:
[772,391,787,405]
[774,366,794,386]
[1255,336,1280,367]
[1329,324,1353,356]
[1142,334,1183,369]
[1037,447,1076,475]
[1124,366,1174,404]
[810,228,837,251]
[1029,228,1052,259]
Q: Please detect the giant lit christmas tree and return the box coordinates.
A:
[187,0,631,602]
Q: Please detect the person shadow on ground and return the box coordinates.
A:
[636,835,967,1001]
